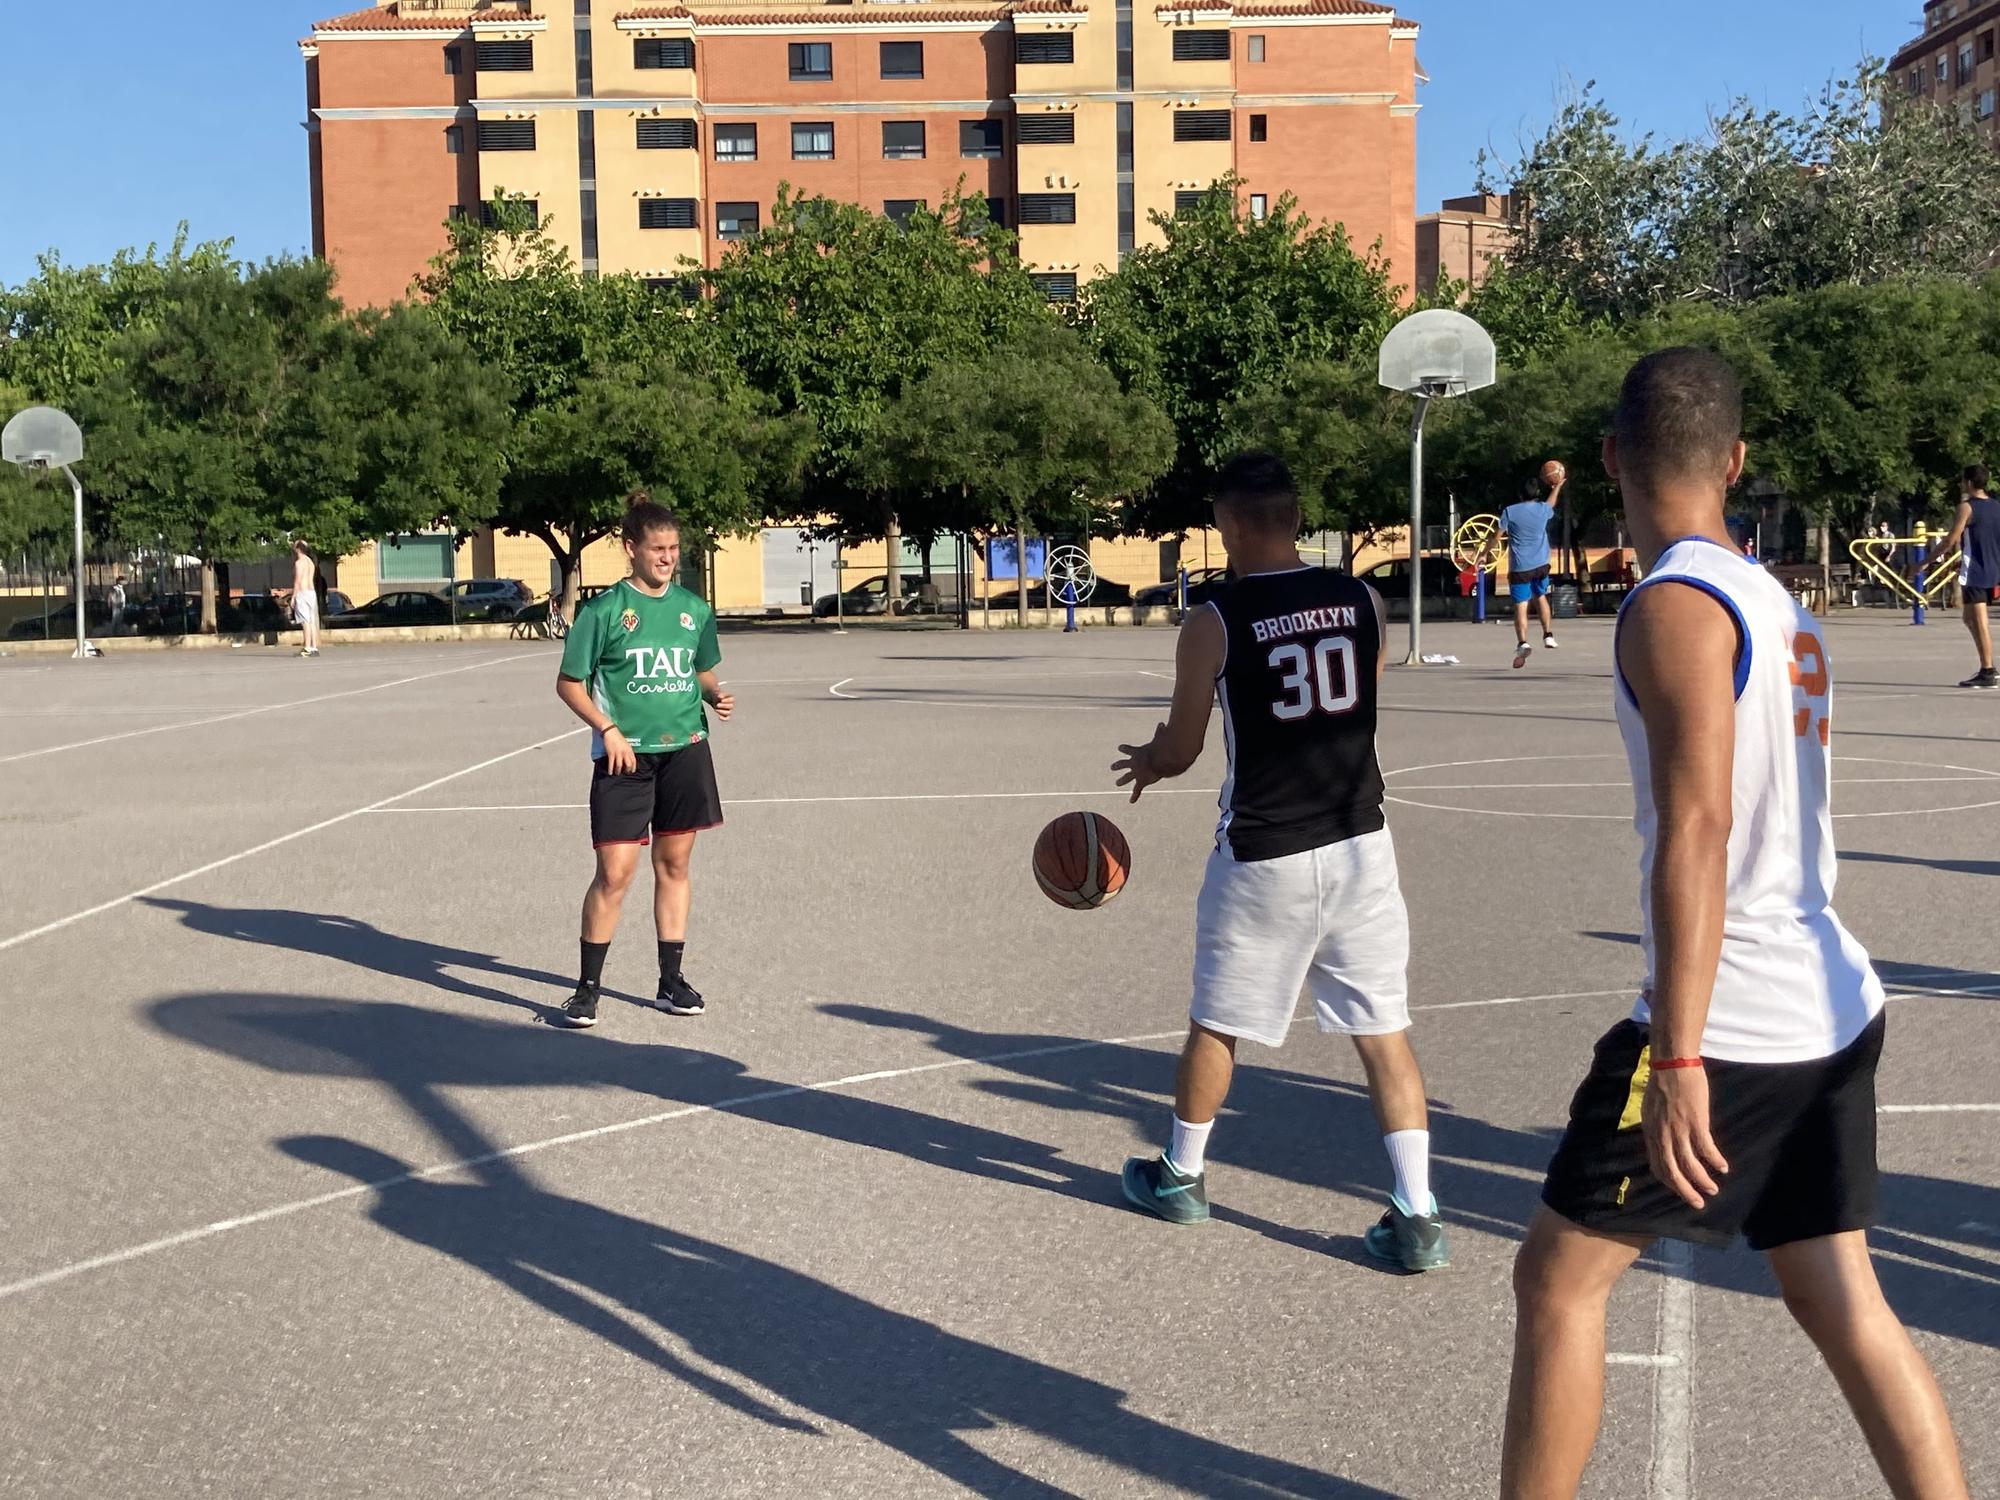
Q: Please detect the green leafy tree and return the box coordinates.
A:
[705,189,1046,605]
[870,324,1173,625]
[1074,184,1401,535]
[1227,360,1411,537]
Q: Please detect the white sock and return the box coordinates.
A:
[1383,1129,1431,1213]
[1167,1116,1213,1176]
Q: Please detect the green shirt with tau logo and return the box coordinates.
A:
[560,579,722,757]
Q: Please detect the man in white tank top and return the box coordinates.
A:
[1500,351,1967,1499]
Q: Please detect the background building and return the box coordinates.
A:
[303,0,1422,309]
[1891,0,2000,143]
[1415,190,1516,297]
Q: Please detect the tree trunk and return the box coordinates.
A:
[884,511,902,619]
[1817,518,1832,617]
[559,547,582,622]
[199,561,218,635]
[1015,513,1029,630]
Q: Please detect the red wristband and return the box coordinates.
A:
[1652,1056,1704,1071]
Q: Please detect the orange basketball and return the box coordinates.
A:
[1032,811,1130,910]
[1541,459,1567,488]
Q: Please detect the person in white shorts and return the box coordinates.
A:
[292,540,321,658]
[1112,452,1446,1272]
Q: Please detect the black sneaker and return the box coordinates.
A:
[654,974,705,1017]
[1120,1154,1210,1225]
[1960,668,1999,690]
[554,983,600,1029]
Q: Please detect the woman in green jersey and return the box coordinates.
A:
[552,495,733,1028]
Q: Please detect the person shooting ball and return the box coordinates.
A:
[1480,461,1568,669]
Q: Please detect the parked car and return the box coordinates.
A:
[6,600,112,640]
[326,590,456,629]
[1133,567,1231,608]
[811,574,929,618]
[985,577,1135,610]
[441,578,535,621]
[1359,556,1462,620]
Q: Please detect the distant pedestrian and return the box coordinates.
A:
[107,575,127,637]
[292,541,321,658]
[1941,464,2000,689]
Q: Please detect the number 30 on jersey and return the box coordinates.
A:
[1269,636,1359,720]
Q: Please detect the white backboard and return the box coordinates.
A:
[1378,310,1497,398]
[2,406,84,468]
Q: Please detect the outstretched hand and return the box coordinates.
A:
[1113,724,1167,802]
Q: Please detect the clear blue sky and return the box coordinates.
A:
[0,0,1919,287]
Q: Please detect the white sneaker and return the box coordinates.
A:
[1513,642,1532,670]
[1543,635,1559,650]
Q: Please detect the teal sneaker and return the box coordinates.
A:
[1363,1194,1450,1272]
[1121,1154,1211,1225]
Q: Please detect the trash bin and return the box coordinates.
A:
[1552,582,1581,620]
[801,582,812,606]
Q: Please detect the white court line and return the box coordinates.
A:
[0,727,585,955]
[1608,1353,1682,1368]
[373,787,1225,814]
[0,650,549,767]
[1,976,1990,1305]
[1392,778,1998,790]
[1880,1103,2000,1114]
[828,675,1167,712]
[1651,1239,1697,1500]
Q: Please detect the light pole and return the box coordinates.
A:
[2,406,91,659]
[1377,311,1497,665]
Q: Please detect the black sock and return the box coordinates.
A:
[659,940,685,986]
[579,940,609,988]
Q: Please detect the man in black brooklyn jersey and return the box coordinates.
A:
[1113,453,1447,1270]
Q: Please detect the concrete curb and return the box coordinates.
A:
[0,622,541,655]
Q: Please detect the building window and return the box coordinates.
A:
[1016,33,1074,64]
[1030,272,1078,302]
[480,199,539,228]
[1960,42,1976,82]
[1017,113,1076,145]
[883,199,925,224]
[637,117,697,150]
[1249,113,1267,142]
[379,533,455,584]
[1172,30,1230,61]
[445,47,463,75]
[882,120,926,159]
[645,277,703,302]
[448,204,471,222]
[635,37,694,69]
[1017,192,1076,224]
[1982,30,1996,61]
[881,41,925,79]
[477,120,537,152]
[1173,189,1207,216]
[1981,87,1998,118]
[640,198,700,230]
[445,125,464,154]
[793,121,835,159]
[986,197,1005,226]
[717,202,760,239]
[790,42,832,80]
[1173,110,1232,142]
[714,123,758,161]
[475,40,534,72]
[1249,193,1267,221]
[960,118,1004,158]
[1938,53,1950,83]
[1247,33,1266,62]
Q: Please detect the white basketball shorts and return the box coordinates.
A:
[293,591,319,625]
[1189,827,1411,1048]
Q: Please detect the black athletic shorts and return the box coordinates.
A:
[588,740,723,848]
[1967,583,2000,606]
[1541,1012,1884,1251]
[1508,563,1552,589]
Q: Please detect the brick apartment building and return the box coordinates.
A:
[1891,0,2000,141]
[1414,190,1515,296]
[302,0,1422,309]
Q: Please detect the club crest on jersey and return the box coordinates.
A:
[619,607,639,634]
[680,612,695,630]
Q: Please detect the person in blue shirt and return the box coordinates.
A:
[1488,464,1567,668]
[1942,463,2000,689]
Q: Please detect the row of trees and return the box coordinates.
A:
[3,58,1996,628]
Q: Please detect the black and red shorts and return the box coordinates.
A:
[1966,583,2000,606]
[1540,1013,1883,1251]
[588,740,723,848]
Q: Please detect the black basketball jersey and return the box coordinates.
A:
[1208,567,1385,862]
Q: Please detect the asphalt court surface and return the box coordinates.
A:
[0,615,1995,1498]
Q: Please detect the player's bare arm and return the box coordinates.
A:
[557,673,637,773]
[1113,604,1224,800]
[1364,584,1389,681]
[698,670,734,721]
[1621,582,1737,1211]
[1942,499,1973,553]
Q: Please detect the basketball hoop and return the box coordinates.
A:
[3,406,93,660]
[1378,312,1498,666]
